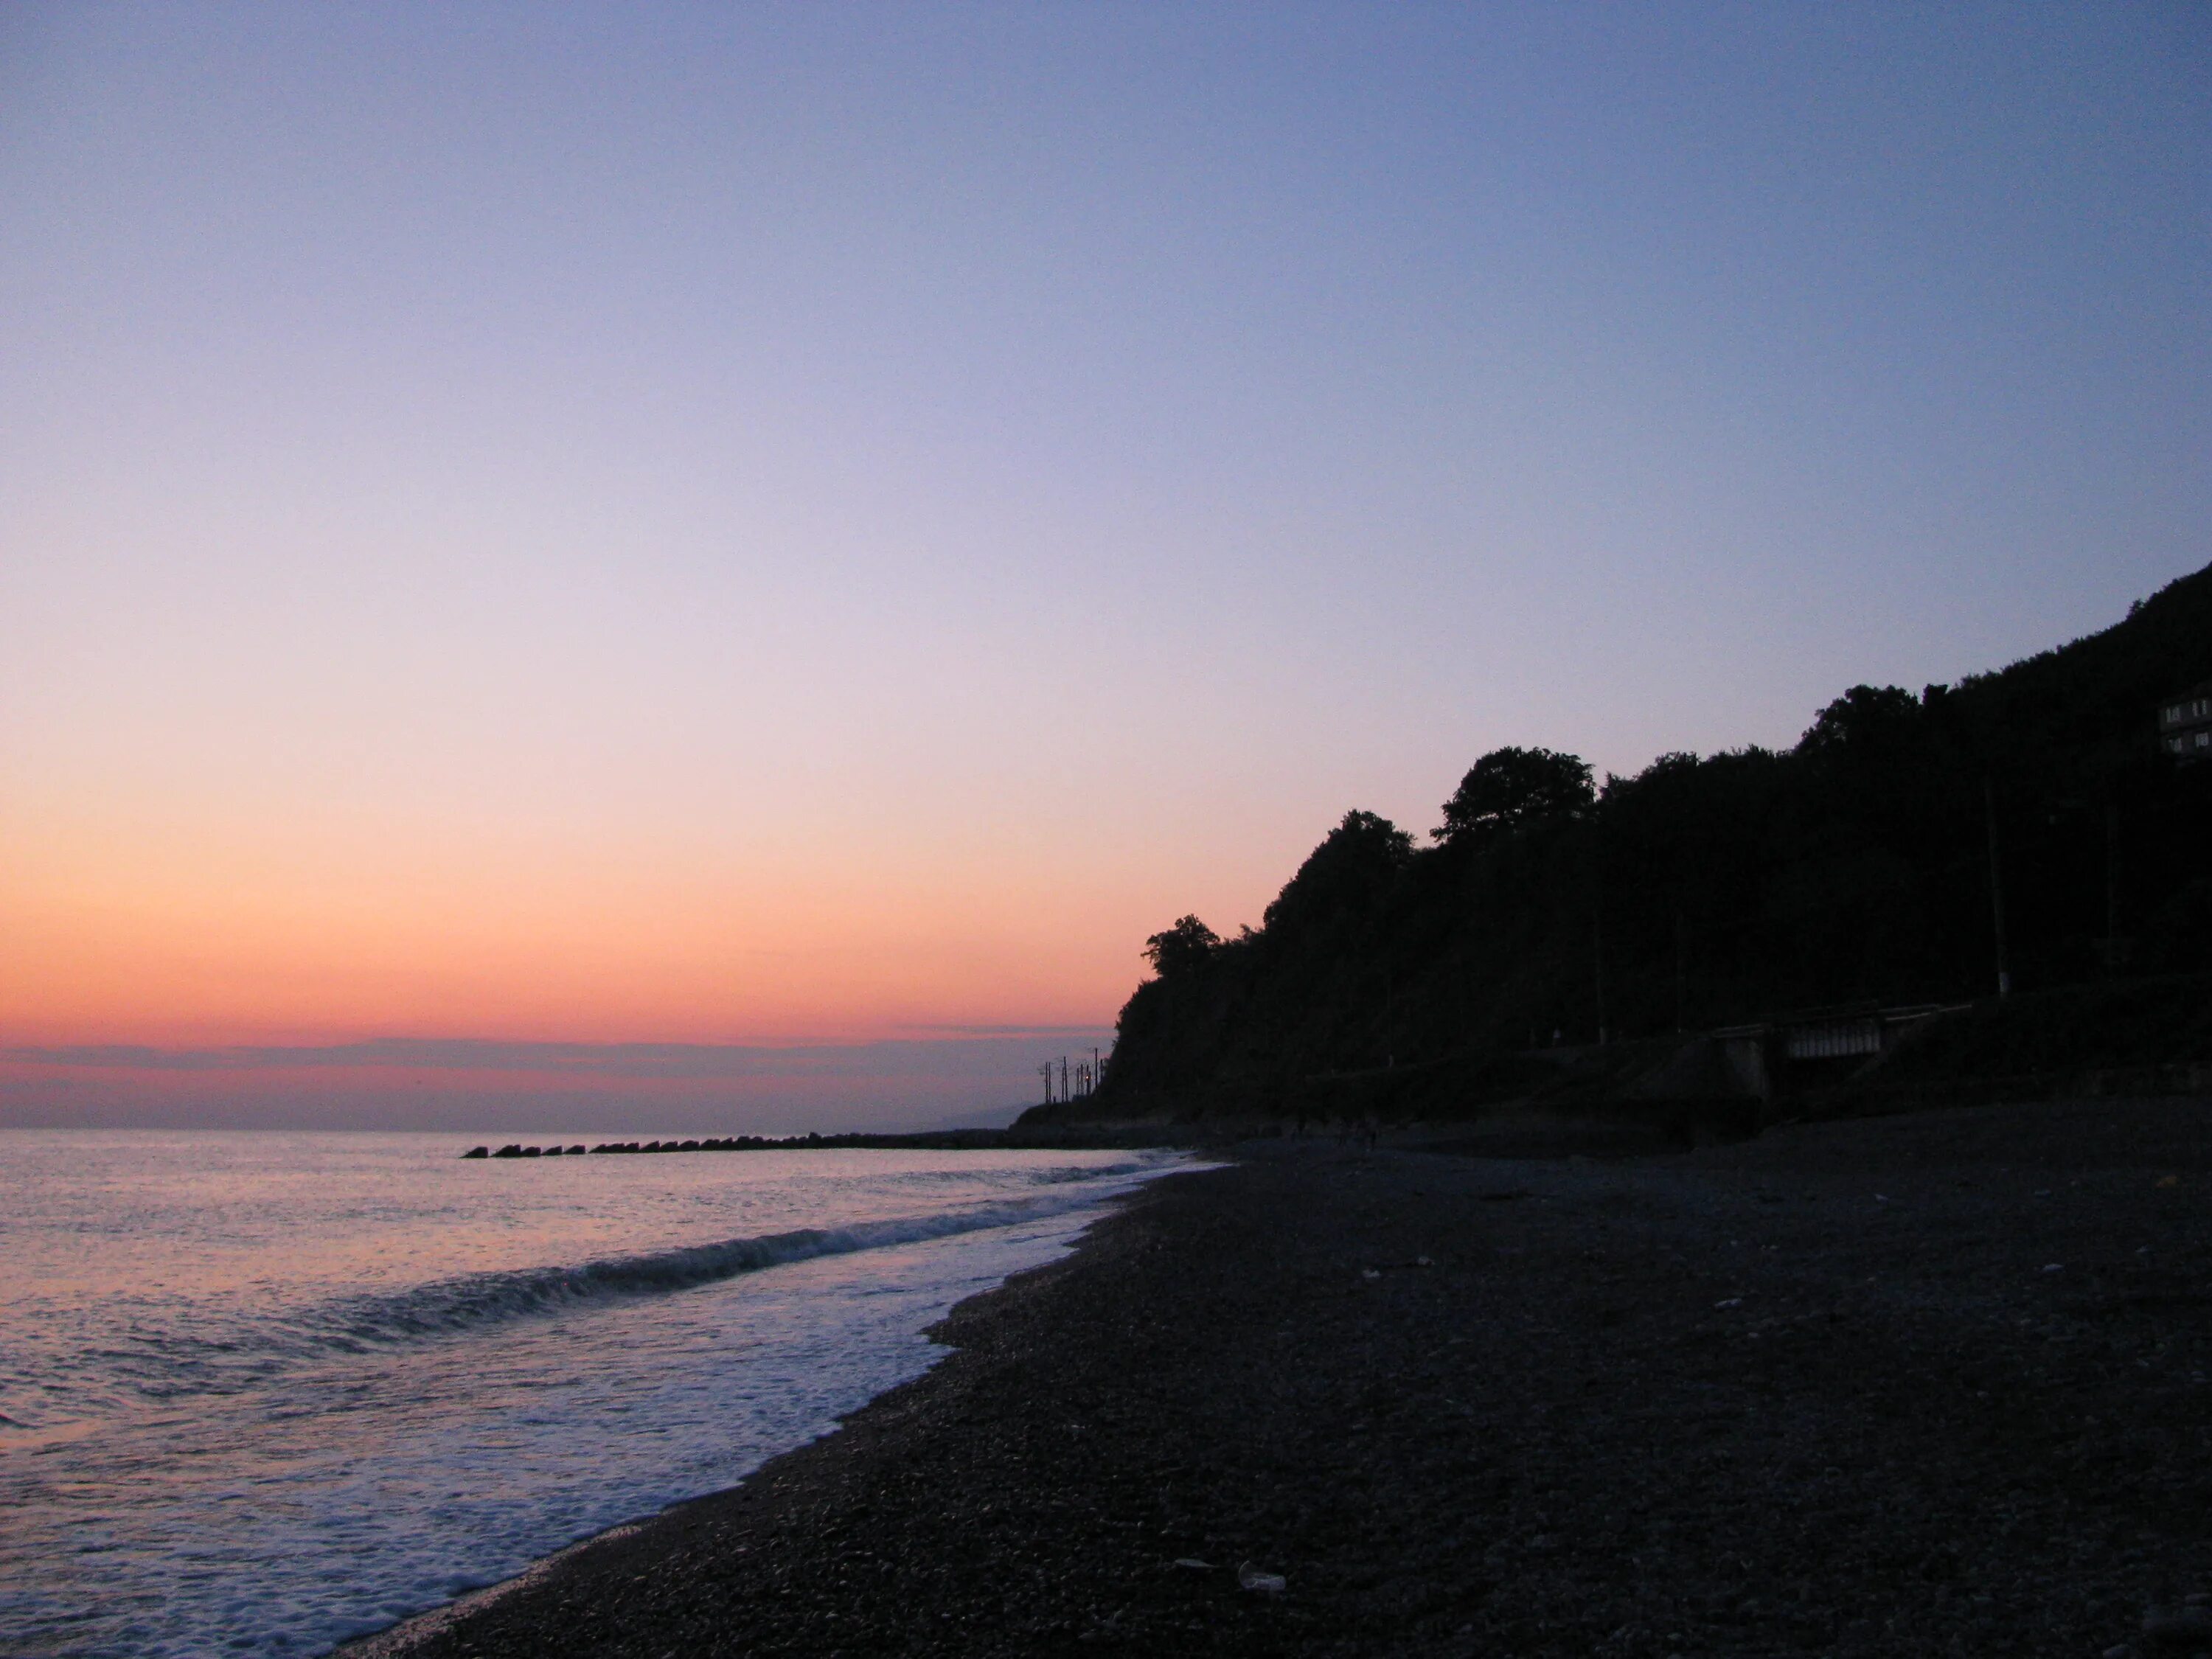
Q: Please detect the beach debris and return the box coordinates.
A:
[1238,1561,1287,1594]
[1172,1558,1214,1573]
[2142,1601,2212,1647]
[2157,1174,2180,1188]
[1714,1298,1743,1310]
[2141,1610,2212,1655]
[2042,1263,2064,1273]
[1360,1258,1434,1279]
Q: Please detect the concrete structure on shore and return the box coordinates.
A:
[1712,1005,1953,1101]
[2158,681,2212,759]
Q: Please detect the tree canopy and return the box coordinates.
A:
[1066,561,2212,1121]
[1436,746,1595,843]
[1141,914,1220,979]
[1262,810,1413,939]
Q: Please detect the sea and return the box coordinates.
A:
[0,1130,1192,1658]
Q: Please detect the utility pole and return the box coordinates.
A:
[1091,1047,1101,1096]
[1593,910,1609,1046]
[1984,777,2011,998]
[1591,823,1609,1046]
[1673,908,1687,1034]
[1060,1056,1069,1102]
[2104,802,2121,974]
[1037,1062,1054,1106]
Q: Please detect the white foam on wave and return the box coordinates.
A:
[0,1138,1200,1659]
[173,1181,1153,1368]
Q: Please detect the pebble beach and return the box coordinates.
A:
[354,1096,2212,1658]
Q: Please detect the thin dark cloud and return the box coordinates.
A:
[908,1023,1117,1037]
[3,1034,1114,1081]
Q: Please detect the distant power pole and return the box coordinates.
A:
[1092,1047,1101,1096]
[1037,1062,1054,1105]
[1674,908,1690,1033]
[1591,826,1610,1046]
[2104,802,2121,973]
[1593,911,1610,1046]
[1984,778,2011,998]
[1059,1056,1070,1102]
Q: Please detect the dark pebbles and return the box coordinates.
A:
[353,1096,2211,1657]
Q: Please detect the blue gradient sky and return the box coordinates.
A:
[2,4,2205,1124]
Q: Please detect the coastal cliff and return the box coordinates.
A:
[1033,562,2212,1128]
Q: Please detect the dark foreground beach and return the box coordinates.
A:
[353,1097,2211,1658]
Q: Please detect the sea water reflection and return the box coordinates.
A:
[0,1133,1186,1658]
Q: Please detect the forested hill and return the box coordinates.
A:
[1043,562,2212,1123]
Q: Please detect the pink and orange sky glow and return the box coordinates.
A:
[4,5,2206,1128]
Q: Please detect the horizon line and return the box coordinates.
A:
[2,1032,1118,1080]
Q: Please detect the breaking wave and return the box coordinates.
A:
[274,1183,1141,1357]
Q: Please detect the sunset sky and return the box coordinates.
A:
[3,4,2205,1127]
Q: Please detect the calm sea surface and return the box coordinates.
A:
[0,1130,1191,1658]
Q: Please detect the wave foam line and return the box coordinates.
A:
[303,1182,1145,1352]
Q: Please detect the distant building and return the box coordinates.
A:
[2157,681,2212,759]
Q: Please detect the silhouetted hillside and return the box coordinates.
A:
[1037,563,2212,1124]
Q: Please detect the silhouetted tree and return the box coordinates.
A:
[1796,684,1922,757]
[1077,563,2212,1119]
[1436,747,1595,844]
[1262,810,1413,940]
[1143,914,1220,978]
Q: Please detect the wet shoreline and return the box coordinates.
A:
[352,1096,2212,1657]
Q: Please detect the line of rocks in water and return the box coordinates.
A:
[460,1136,827,1159]
[456,1124,1186,1159]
